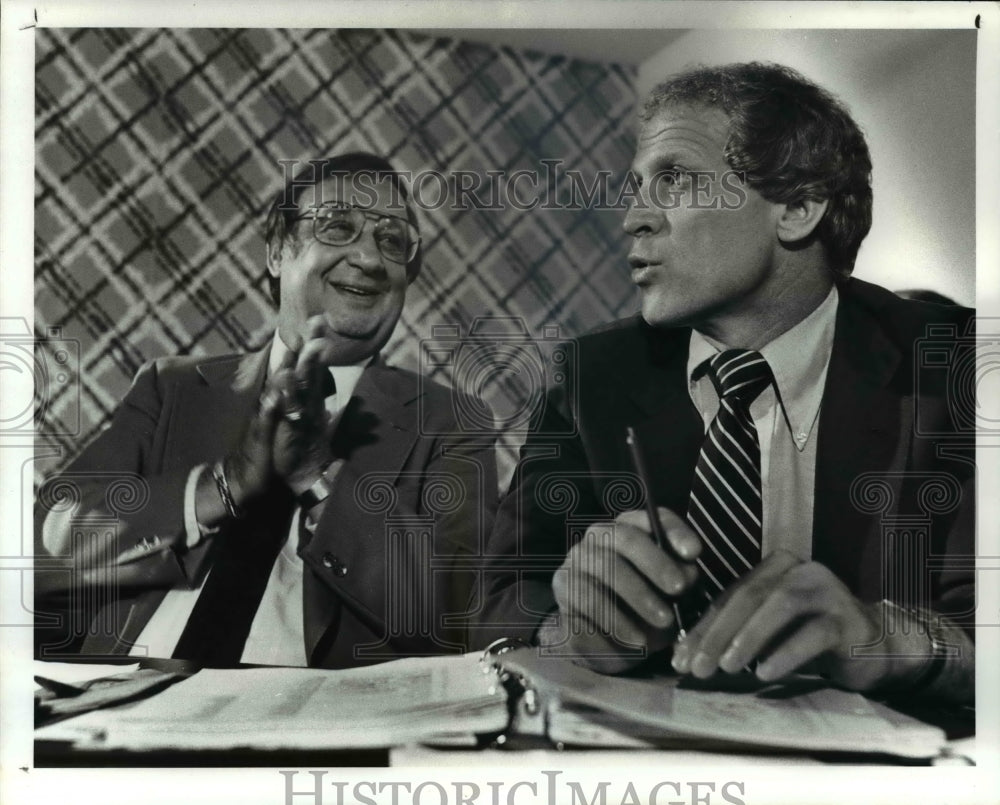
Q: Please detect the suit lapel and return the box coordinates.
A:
[303,363,420,664]
[624,327,705,515]
[329,363,419,470]
[813,286,908,593]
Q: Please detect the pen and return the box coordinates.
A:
[625,426,686,639]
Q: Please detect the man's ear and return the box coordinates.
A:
[776,197,828,244]
[266,238,283,278]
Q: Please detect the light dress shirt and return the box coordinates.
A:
[685,285,839,560]
[131,334,366,665]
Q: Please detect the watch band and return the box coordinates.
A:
[881,600,955,691]
[298,473,332,511]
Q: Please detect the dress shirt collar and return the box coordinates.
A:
[687,285,839,451]
[268,332,370,406]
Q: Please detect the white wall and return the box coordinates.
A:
[638,29,976,306]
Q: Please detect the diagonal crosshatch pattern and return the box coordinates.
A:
[34,28,639,487]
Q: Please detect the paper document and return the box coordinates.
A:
[34,662,183,725]
[505,649,946,759]
[37,652,507,750]
[33,661,141,686]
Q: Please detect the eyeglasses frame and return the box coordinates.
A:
[291,202,421,265]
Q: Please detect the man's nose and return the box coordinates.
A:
[347,231,385,272]
[622,199,664,238]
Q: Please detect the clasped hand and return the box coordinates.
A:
[547,506,895,692]
[226,316,341,502]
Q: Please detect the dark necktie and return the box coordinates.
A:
[686,349,772,599]
[171,484,295,666]
[172,369,337,666]
[299,368,337,552]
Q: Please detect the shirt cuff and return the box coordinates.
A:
[184,463,219,549]
[41,500,78,556]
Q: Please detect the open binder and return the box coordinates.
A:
[486,641,948,759]
[36,639,948,760]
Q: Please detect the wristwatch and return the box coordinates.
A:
[298,473,332,511]
[881,600,954,691]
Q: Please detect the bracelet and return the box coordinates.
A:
[212,458,244,520]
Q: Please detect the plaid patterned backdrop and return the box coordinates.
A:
[33,28,638,487]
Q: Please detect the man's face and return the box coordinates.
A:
[269,175,412,364]
[625,103,784,336]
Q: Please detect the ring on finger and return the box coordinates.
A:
[281,387,304,421]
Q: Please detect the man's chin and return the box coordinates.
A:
[640,301,688,330]
[324,324,391,361]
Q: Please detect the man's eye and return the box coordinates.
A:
[317,218,357,238]
[659,168,685,186]
[375,226,407,255]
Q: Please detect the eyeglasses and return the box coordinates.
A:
[293,203,420,265]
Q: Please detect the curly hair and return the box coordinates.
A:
[263,152,422,305]
[642,62,873,276]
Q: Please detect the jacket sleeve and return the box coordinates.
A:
[472,365,604,647]
[35,359,213,595]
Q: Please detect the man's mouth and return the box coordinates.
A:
[628,256,661,286]
[327,280,383,298]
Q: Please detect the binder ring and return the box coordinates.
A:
[479,637,529,672]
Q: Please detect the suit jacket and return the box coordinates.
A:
[36,348,498,668]
[476,279,975,646]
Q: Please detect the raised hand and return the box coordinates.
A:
[270,316,340,494]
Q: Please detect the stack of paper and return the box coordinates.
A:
[35,664,182,722]
[504,649,947,759]
[36,652,507,750]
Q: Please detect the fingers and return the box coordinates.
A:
[548,611,673,674]
[714,560,838,675]
[271,316,338,427]
[671,554,873,684]
[240,385,282,459]
[226,386,283,502]
[256,385,284,443]
[294,344,329,423]
[270,369,304,422]
[617,507,702,561]
[611,514,699,599]
[551,564,674,673]
[556,522,676,630]
[553,569,663,649]
[297,316,342,370]
[272,344,305,421]
[277,343,298,370]
[672,550,800,677]
[551,511,701,670]
[753,621,841,682]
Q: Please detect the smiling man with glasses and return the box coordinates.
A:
[37,152,498,670]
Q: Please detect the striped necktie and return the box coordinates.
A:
[687,349,772,598]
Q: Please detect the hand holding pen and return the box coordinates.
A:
[542,429,702,674]
[626,426,690,640]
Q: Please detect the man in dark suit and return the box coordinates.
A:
[37,152,497,669]
[478,63,974,703]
